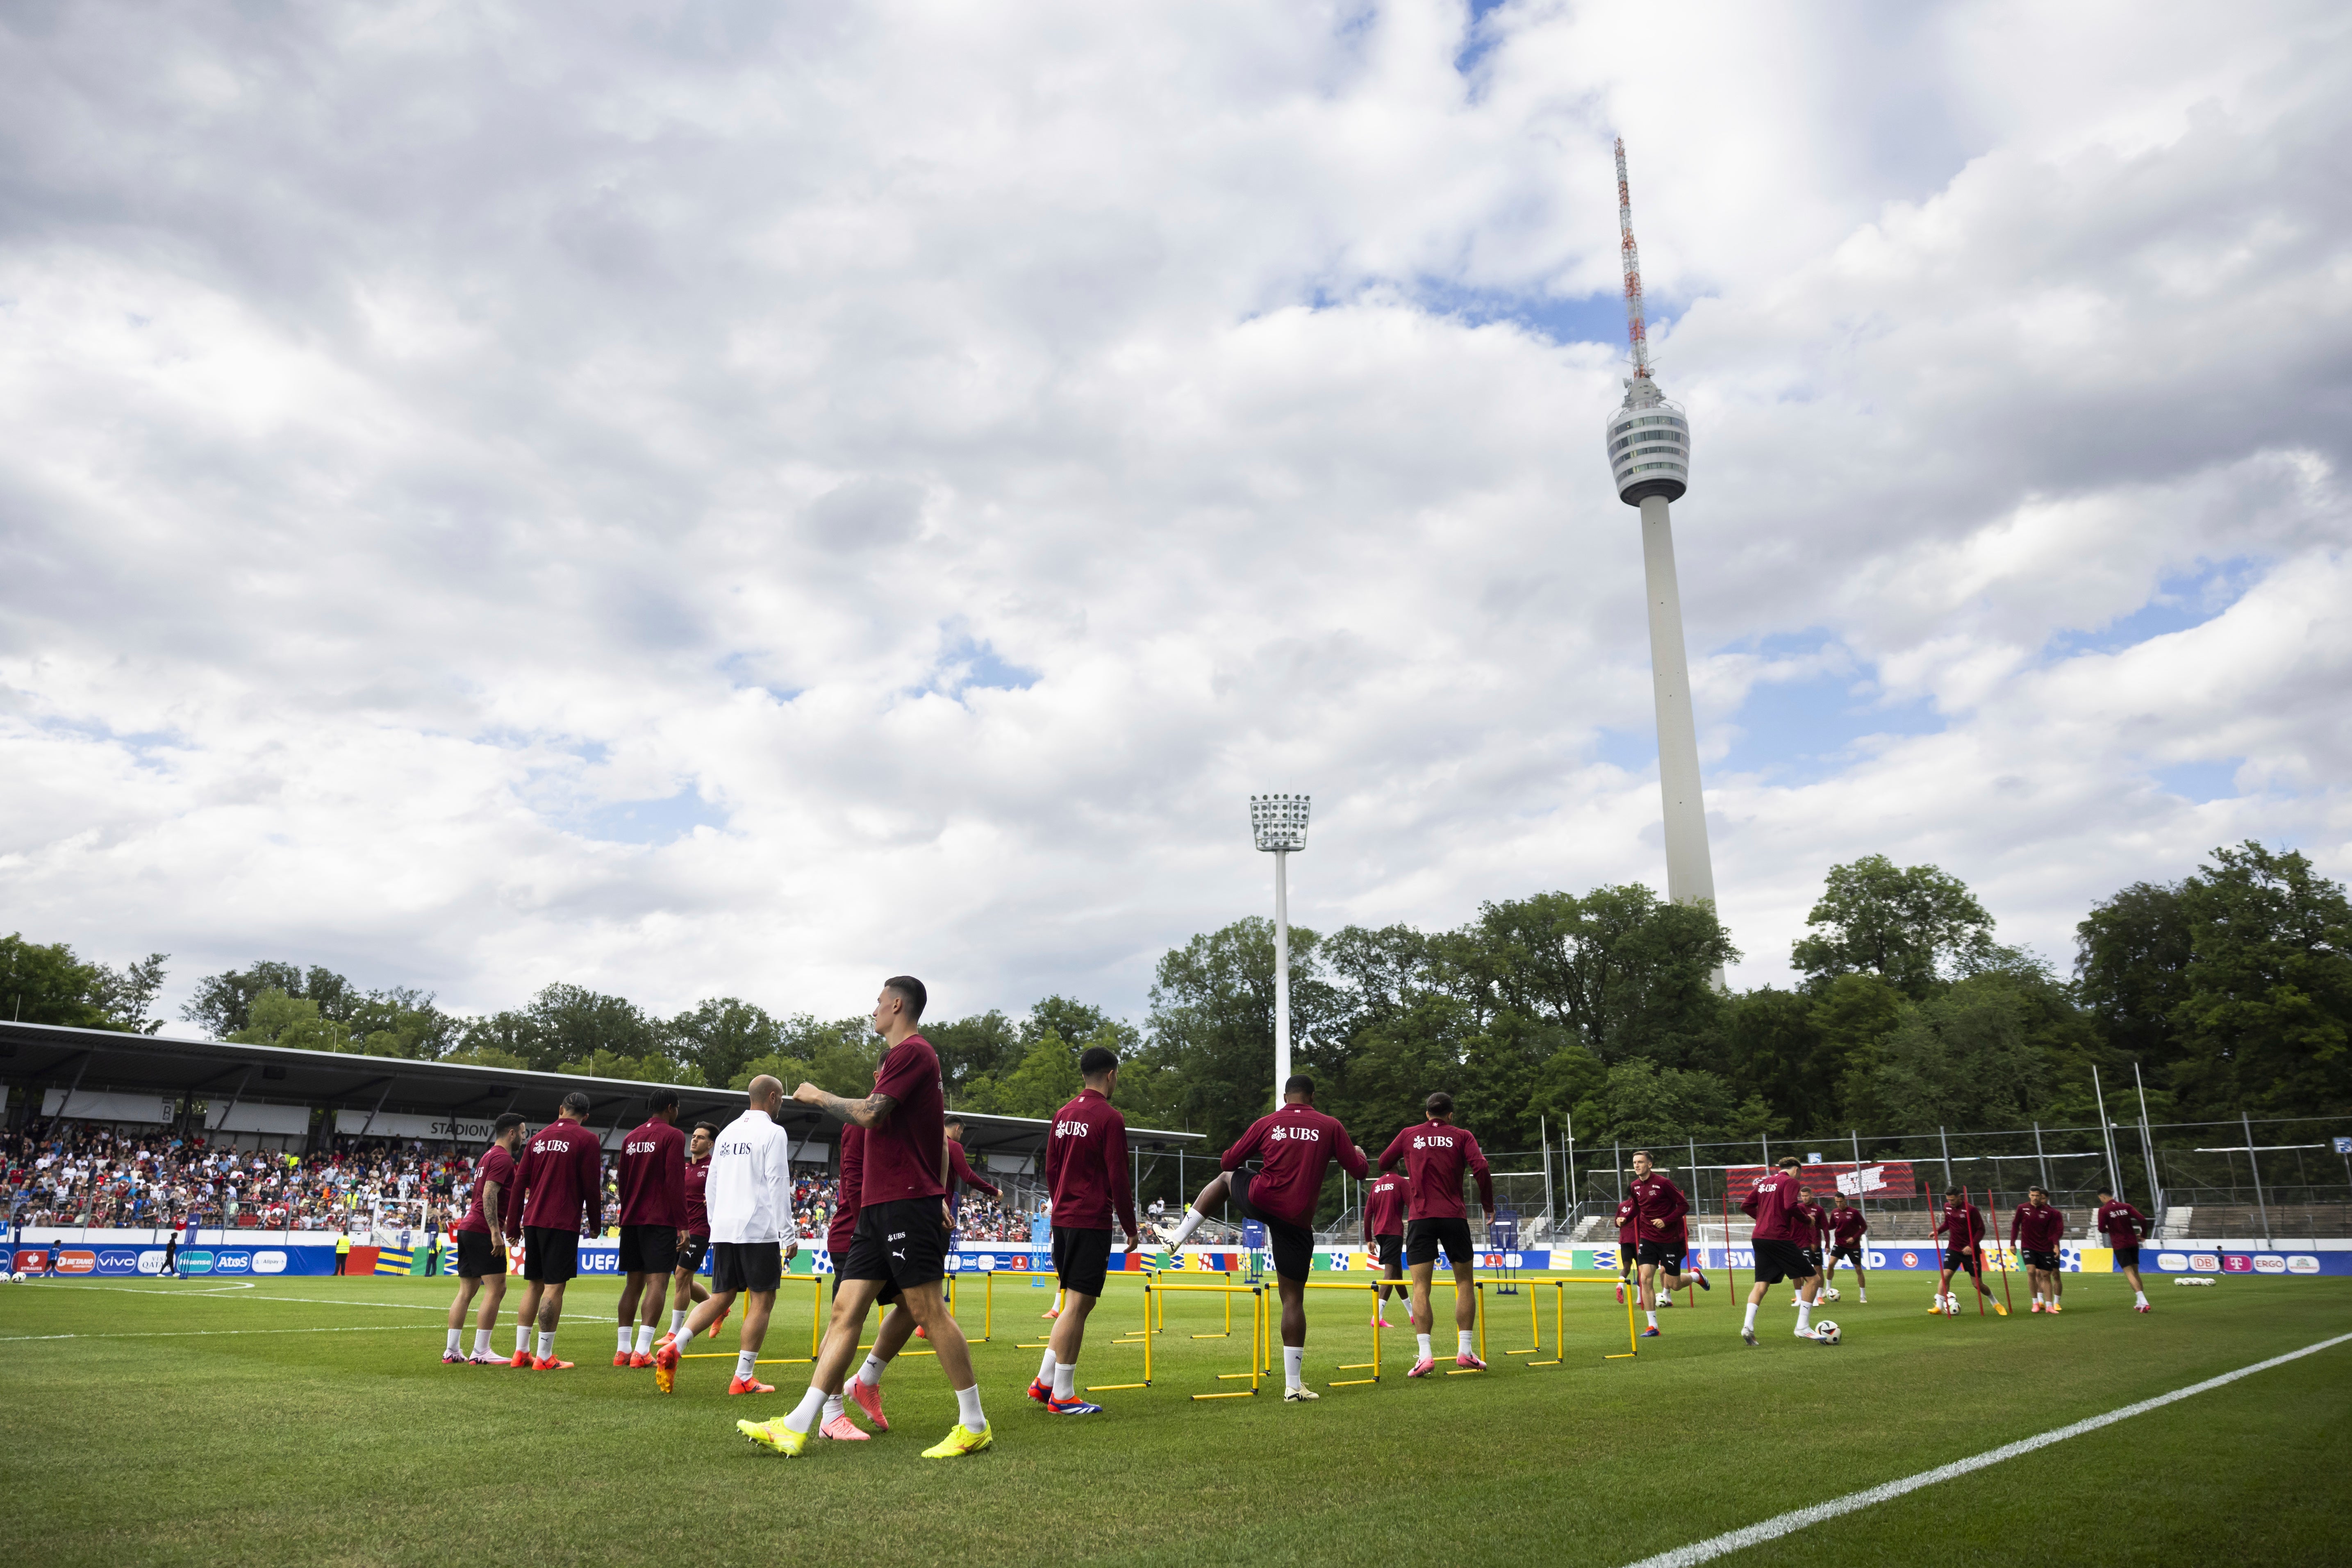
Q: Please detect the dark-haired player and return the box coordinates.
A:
[1028,1046,1141,1414]
[2094,1188,2153,1313]
[1823,1193,1868,1304]
[669,1120,721,1339]
[508,1091,605,1368]
[1789,1185,1829,1313]
[1738,1156,1822,1344]
[2011,1186,2067,1314]
[1158,1074,1369,1401]
[1931,1186,2007,1316]
[444,1112,525,1364]
[1361,1167,1410,1328]
[1379,1092,1493,1377]
[1629,1150,1708,1337]
[615,1089,688,1368]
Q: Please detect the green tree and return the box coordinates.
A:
[2167,842,2352,1117]
[927,1009,1023,1096]
[669,997,787,1090]
[1570,1057,1781,1148]
[1143,917,1338,1151]
[227,989,354,1053]
[183,962,361,1035]
[1,936,169,1033]
[2075,880,2193,1078]
[1791,854,1996,998]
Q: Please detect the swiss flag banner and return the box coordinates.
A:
[1723,1162,1921,1203]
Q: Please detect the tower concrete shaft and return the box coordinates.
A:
[1636,493,1717,912]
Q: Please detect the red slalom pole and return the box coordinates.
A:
[1964,1187,1987,1317]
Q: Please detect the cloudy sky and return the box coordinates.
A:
[3,0,2347,1035]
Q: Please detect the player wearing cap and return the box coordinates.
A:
[1158,1074,1369,1402]
[1738,1156,1823,1345]
[1628,1150,1710,1337]
[1378,1092,1494,1378]
[654,1077,797,1394]
[507,1092,605,1369]
[2094,1189,2153,1313]
[614,1089,688,1368]
[1028,1046,1141,1415]
[2011,1187,2067,1314]
[443,1112,525,1365]
[1931,1186,2006,1316]
[1823,1195,1868,1304]
[668,1120,721,1340]
[1361,1168,1410,1329]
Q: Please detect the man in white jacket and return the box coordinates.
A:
[653,1076,797,1395]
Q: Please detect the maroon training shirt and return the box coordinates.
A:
[1742,1169,1804,1240]
[1377,1122,1494,1220]
[1828,1206,1867,1248]
[1045,1088,1135,1235]
[455,1143,516,1236]
[515,1118,604,1234]
[1615,1196,1641,1245]
[2012,1202,2065,1252]
[1630,1172,1690,1244]
[1363,1172,1410,1239]
[948,1141,1001,1200]
[617,1118,687,1228]
[829,1125,865,1256]
[1792,1200,1829,1248]
[2095,1199,2148,1249]
[862,1033,948,1206]
[682,1156,711,1236]
[1934,1201,1986,1248]
[1222,1102,1367,1229]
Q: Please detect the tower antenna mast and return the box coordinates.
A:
[1615,136,1651,380]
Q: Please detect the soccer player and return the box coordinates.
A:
[1790,1185,1829,1308]
[444,1111,524,1364]
[614,1089,689,1368]
[654,1077,796,1394]
[819,1119,914,1439]
[1629,1150,1710,1337]
[2094,1188,2153,1312]
[1028,1045,1142,1415]
[1361,1166,1410,1328]
[507,1091,605,1368]
[2011,1186,2067,1313]
[1158,1074,1370,1401]
[942,1117,1005,1227]
[1612,1190,1640,1306]
[668,1120,720,1337]
[1931,1186,2007,1315]
[1738,1156,1823,1344]
[1378,1092,1493,1377]
[744,976,993,1459]
[1823,1193,1868,1304]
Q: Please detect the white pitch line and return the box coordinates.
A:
[1622,1331,2352,1568]
[0,1323,442,1343]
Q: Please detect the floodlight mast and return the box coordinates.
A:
[1606,139,1720,984]
[1250,794,1311,1111]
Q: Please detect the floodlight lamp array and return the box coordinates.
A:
[1249,794,1310,853]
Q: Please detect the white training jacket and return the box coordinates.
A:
[705,1106,794,1245]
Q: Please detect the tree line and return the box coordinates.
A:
[8,841,2347,1170]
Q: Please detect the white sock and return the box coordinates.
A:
[1416,1334,1432,1359]
[1053,1363,1076,1400]
[671,1308,686,1333]
[858,1353,889,1388]
[536,1330,555,1358]
[1036,1350,1056,1384]
[675,1320,697,1347]
[634,1324,655,1354]
[2135,1290,2148,1306]
[735,1349,758,1379]
[955,1384,986,1430]
[1859,1290,1867,1302]
[1796,1302,1813,1332]
[782,1384,826,1434]
[446,1328,462,1354]
[822,1393,844,1423]
[515,1323,532,1354]
[1167,1209,1204,1246]
[1742,1302,1758,1330]
[1645,1311,1658,1328]
[2033,1293,2044,1306]
[617,1326,633,1354]
[1283,1345,1305,1388]
[1457,1329,1475,1354]
[473,1328,492,1356]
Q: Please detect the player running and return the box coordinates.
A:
[614,1089,689,1368]
[1629,1150,1710,1337]
[1028,1046,1142,1415]
[507,1092,605,1368]
[1378,1092,1494,1377]
[744,977,992,1459]
[1158,1074,1370,1401]
[668,1120,721,1340]
[1823,1194,1868,1304]
[2011,1186,2067,1314]
[1931,1186,2007,1316]
[444,1112,524,1364]
[1361,1167,1410,1328]
[654,1076,797,1394]
[1738,1156,1823,1344]
[2094,1189,2153,1313]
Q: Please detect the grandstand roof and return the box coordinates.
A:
[0,1019,1205,1160]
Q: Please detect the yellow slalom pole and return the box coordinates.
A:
[809,1271,823,1359]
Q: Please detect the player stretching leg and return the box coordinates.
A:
[1738,1157,1823,1343]
[1629,1150,1709,1338]
[509,1092,606,1368]
[744,978,991,1458]
[1931,1186,2006,1316]
[614,1090,689,1368]
[1378,1093,1494,1377]
[654,1077,795,1394]
[1158,1075,1369,1401]
[444,1113,524,1363]
[1030,1047,1142,1415]
[1823,1195,1868,1304]
[669,1121,720,1341]
[2094,1189,2154,1313]
[1361,1167,1410,1328]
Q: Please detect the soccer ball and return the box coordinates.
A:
[7,1272,21,1284]
[1813,1319,1841,1345]
[1822,1287,1841,1302]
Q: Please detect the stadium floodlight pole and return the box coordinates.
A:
[2134,1063,2162,1221]
[1850,1129,1865,1234]
[1563,1111,1578,1226]
[1249,794,1311,1111]
[2090,1067,2122,1200]
[2031,1121,2049,1194]
[1938,1125,1952,1192]
[2242,1110,2271,1246]
[1613,1140,1624,1204]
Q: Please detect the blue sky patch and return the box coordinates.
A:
[580,785,728,845]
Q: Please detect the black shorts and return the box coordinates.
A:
[618,1224,676,1275]
[1405,1215,1476,1270]
[674,1233,710,1274]
[1636,1238,1687,1271]
[1052,1226,1113,1297]
[2022,1249,2061,1271]
[2113,1245,2139,1269]
[521,1226,579,1284]
[1230,1172,1315,1282]
[711,1241,782,1295]
[831,1268,901,1305]
[455,1229,505,1279]
[842,1198,949,1293]
[1943,1247,1981,1274]
[1372,1233,1403,1270]
[1616,1241,1640,1271]
[1830,1245,1863,1264]
[1752,1238,1818,1285]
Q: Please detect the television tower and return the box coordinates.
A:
[1606,137,1719,931]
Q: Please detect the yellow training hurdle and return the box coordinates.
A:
[678,1271,826,1365]
[1145,1279,1265,1399]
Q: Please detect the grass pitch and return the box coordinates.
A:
[1,1267,2345,1567]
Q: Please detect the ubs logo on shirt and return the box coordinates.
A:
[1270,1126,1321,1143]
[625,1139,662,1156]
[1053,1120,1091,1138]
[1412,1133,1456,1150]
